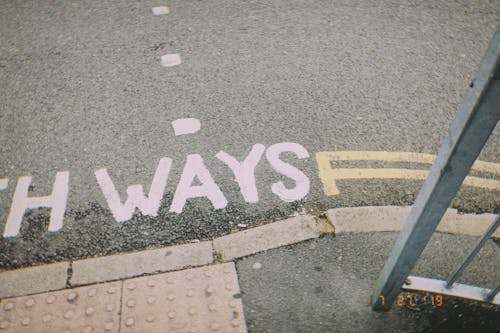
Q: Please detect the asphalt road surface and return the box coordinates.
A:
[0,0,498,269]
[237,233,500,332]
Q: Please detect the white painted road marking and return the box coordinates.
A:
[161,53,181,67]
[171,118,201,136]
[1,140,311,236]
[3,171,69,237]
[216,144,266,203]
[266,143,310,202]
[2,149,496,237]
[151,6,170,15]
[0,178,8,190]
[170,154,228,213]
[95,158,173,222]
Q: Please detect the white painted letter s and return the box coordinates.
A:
[266,143,310,202]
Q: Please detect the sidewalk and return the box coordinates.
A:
[1,207,499,332]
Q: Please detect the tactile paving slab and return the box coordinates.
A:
[0,281,121,333]
[121,262,247,333]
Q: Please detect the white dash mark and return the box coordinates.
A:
[151,6,170,15]
[0,178,8,190]
[161,53,181,67]
[172,118,201,136]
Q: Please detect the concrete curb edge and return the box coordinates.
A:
[1,206,497,298]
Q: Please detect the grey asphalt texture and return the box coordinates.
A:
[236,233,500,332]
[0,0,499,268]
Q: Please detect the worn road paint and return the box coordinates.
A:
[161,53,181,67]
[318,151,500,174]
[216,144,265,203]
[316,151,500,196]
[151,6,170,15]
[266,143,310,202]
[3,171,69,237]
[4,149,495,237]
[95,158,173,222]
[171,118,201,136]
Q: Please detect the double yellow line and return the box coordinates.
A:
[316,151,500,196]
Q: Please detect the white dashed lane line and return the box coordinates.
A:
[171,118,201,136]
[151,6,170,15]
[160,53,182,67]
[150,4,182,68]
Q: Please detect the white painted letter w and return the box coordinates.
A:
[95,158,172,222]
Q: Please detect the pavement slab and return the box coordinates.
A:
[70,241,213,285]
[327,206,500,238]
[213,215,319,261]
[120,262,246,333]
[0,227,498,332]
[0,262,69,298]
[0,281,122,333]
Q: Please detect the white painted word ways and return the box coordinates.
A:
[1,142,310,237]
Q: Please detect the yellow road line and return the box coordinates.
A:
[316,151,500,196]
[319,151,500,175]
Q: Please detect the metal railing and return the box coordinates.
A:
[371,28,500,311]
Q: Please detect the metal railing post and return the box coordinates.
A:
[371,29,500,311]
[485,284,500,302]
[446,215,500,287]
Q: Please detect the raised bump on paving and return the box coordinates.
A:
[0,281,121,333]
[120,262,246,332]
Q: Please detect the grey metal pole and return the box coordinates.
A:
[446,215,500,287]
[372,29,500,311]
